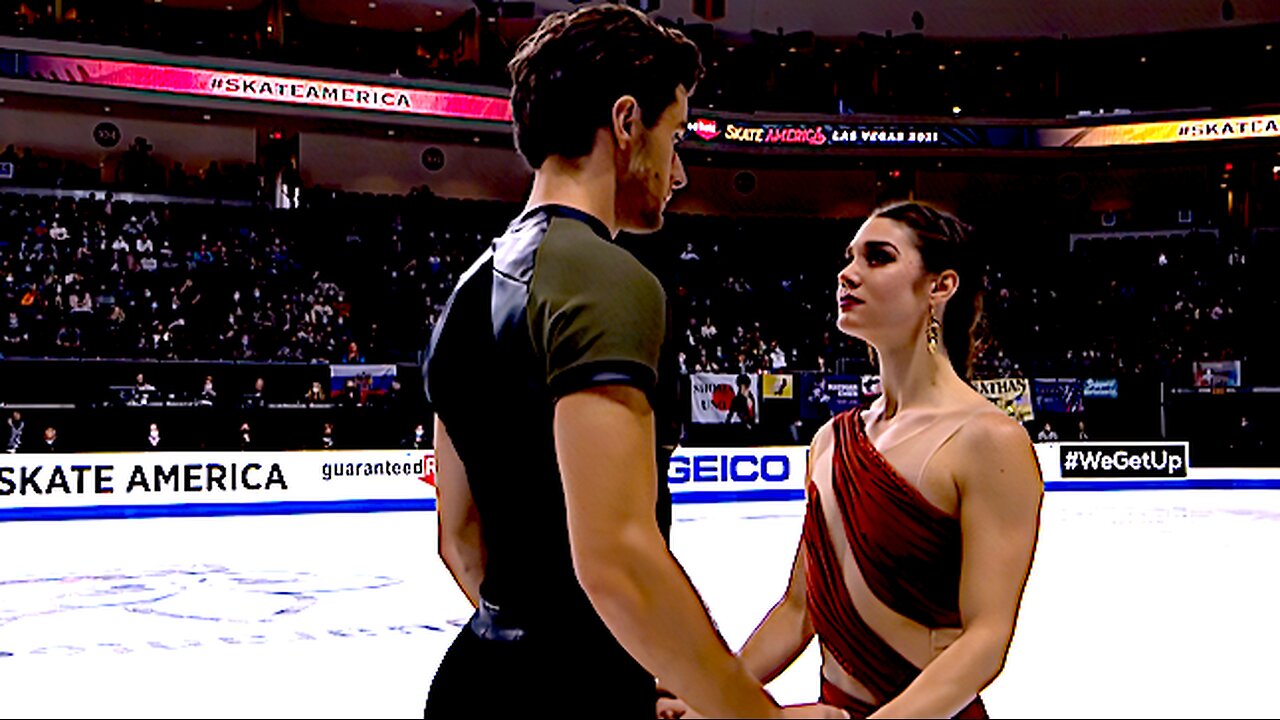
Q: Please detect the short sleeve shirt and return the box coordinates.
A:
[424,204,676,627]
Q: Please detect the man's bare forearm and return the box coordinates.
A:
[574,521,782,719]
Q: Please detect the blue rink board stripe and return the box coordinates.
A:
[1045,478,1280,491]
[3,479,1280,521]
[0,498,438,522]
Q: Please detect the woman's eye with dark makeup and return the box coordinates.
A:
[867,248,893,265]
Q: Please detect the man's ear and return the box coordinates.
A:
[611,95,640,147]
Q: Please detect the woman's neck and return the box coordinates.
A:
[872,342,967,421]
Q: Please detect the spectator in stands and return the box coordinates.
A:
[6,410,24,453]
[303,380,327,404]
[339,377,362,408]
[198,375,218,406]
[169,162,190,194]
[132,373,157,406]
[116,137,158,191]
[143,422,163,450]
[203,161,225,195]
[36,425,59,453]
[2,311,28,353]
[1036,422,1059,442]
[402,422,428,450]
[1076,419,1089,441]
[243,376,267,408]
[279,157,302,209]
[1228,415,1262,465]
[54,323,81,354]
[340,340,365,364]
[238,422,255,451]
[319,421,335,449]
[768,340,788,371]
[382,378,405,411]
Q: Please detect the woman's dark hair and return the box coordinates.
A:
[508,4,704,169]
[872,200,984,379]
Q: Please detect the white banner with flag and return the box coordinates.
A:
[690,372,760,424]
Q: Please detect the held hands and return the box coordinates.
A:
[780,703,851,719]
[656,695,696,719]
[656,696,848,719]
[655,683,695,719]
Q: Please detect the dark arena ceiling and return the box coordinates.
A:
[156,0,1280,40]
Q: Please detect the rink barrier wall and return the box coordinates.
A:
[1,443,1277,521]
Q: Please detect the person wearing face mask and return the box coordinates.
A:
[659,202,1043,720]
[303,380,327,405]
[401,422,428,450]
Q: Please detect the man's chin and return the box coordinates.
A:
[622,213,664,235]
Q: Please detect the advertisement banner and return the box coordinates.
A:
[1032,378,1085,414]
[761,373,794,400]
[972,377,1034,423]
[667,446,807,501]
[1,446,814,519]
[860,374,883,400]
[0,49,512,123]
[798,373,860,420]
[690,373,760,424]
[1083,378,1119,398]
[0,450,437,519]
[797,373,828,420]
[1193,360,1241,388]
[1057,442,1189,479]
[686,117,998,149]
[688,113,1280,154]
[1038,114,1280,148]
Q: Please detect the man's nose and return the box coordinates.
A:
[671,153,687,191]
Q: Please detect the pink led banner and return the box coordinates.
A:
[2,50,513,123]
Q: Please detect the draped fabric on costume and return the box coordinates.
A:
[803,409,984,716]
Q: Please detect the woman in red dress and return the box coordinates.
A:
[662,201,1043,719]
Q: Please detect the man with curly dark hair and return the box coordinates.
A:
[423,4,845,719]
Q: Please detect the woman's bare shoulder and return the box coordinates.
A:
[810,416,836,455]
[950,408,1043,491]
[954,406,1033,452]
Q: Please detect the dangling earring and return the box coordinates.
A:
[927,312,941,355]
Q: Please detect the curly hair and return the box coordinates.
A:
[508,4,704,169]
